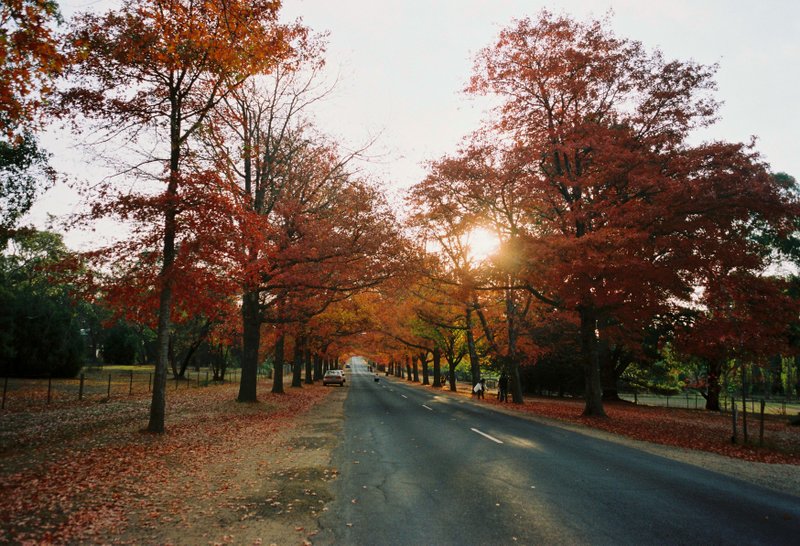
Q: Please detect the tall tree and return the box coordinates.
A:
[460,11,797,416]
[198,58,339,401]
[63,0,300,432]
[0,0,64,237]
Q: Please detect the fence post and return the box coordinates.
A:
[634,391,638,405]
[107,374,112,398]
[197,371,200,388]
[206,370,209,385]
[79,373,84,401]
[129,370,133,396]
[731,400,737,444]
[742,389,748,444]
[759,399,765,447]
[148,373,152,392]
[47,375,52,404]
[2,376,8,409]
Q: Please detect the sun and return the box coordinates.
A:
[464,227,500,263]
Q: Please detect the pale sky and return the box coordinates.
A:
[28,0,800,249]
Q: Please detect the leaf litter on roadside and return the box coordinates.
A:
[0,382,333,543]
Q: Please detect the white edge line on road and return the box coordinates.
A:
[401,394,408,399]
[422,404,433,411]
[471,428,504,444]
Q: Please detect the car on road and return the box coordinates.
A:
[323,369,346,386]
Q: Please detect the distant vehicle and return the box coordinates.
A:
[345,364,351,369]
[374,373,380,383]
[323,370,346,386]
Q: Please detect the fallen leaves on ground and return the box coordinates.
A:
[479,394,800,464]
[0,382,332,544]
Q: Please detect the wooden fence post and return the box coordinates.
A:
[79,373,85,401]
[47,375,52,404]
[759,399,765,447]
[129,370,133,395]
[107,374,112,398]
[731,399,737,444]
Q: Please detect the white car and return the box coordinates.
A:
[323,369,346,386]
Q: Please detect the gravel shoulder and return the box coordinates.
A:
[117,386,348,546]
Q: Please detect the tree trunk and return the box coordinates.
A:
[406,354,412,381]
[292,335,303,388]
[314,353,322,381]
[147,134,180,433]
[505,290,524,404]
[271,334,285,394]
[705,358,723,411]
[420,352,429,385]
[238,289,261,402]
[304,346,313,384]
[580,306,606,417]
[432,347,441,387]
[148,276,173,433]
[795,355,800,398]
[465,307,481,387]
[600,343,622,401]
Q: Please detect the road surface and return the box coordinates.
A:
[315,362,800,545]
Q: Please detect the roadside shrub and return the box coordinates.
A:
[0,287,84,377]
[101,321,138,365]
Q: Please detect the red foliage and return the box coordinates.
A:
[0,383,332,543]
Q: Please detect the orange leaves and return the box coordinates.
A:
[0,0,65,135]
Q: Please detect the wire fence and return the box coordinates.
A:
[1,367,245,411]
[619,391,800,416]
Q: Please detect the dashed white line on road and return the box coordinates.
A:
[422,405,433,411]
[401,394,408,399]
[471,428,504,444]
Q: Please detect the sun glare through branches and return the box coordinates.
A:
[464,227,500,264]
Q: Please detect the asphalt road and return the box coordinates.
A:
[315,362,800,545]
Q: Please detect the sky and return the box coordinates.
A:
[27,0,800,249]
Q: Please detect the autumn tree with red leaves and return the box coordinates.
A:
[675,273,799,410]
[0,0,64,135]
[0,0,64,236]
[260,169,405,392]
[203,70,405,400]
[420,11,798,417]
[402,201,489,390]
[61,0,303,432]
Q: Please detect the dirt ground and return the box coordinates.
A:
[114,387,347,546]
[0,381,346,545]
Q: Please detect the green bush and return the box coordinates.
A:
[101,322,139,365]
[0,286,84,377]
